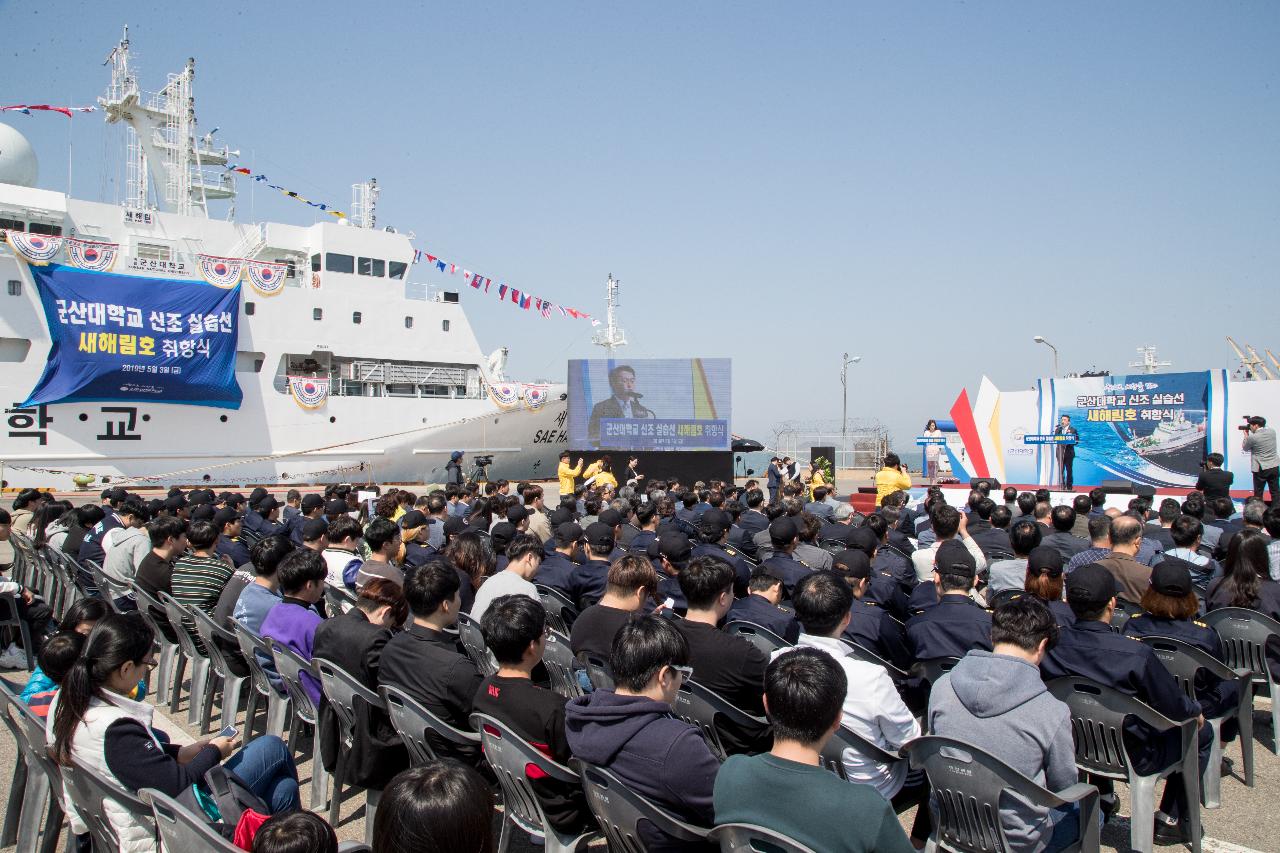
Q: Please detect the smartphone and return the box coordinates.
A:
[662,597,675,611]
[218,725,238,740]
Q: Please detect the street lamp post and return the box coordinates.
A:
[1033,335,1059,377]
[841,353,863,446]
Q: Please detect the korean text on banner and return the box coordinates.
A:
[20,264,243,409]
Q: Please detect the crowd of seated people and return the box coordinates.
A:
[0,471,1276,852]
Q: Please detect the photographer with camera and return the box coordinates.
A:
[1241,416,1279,504]
[1195,453,1234,502]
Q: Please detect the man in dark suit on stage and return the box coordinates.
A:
[1054,415,1079,490]
[587,364,655,443]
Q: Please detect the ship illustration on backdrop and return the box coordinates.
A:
[0,29,572,489]
[1119,411,1207,475]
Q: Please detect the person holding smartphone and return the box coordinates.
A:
[49,614,301,850]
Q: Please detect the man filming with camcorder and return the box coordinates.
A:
[1241,415,1279,503]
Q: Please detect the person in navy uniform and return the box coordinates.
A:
[833,549,912,670]
[762,518,813,599]
[570,522,616,610]
[905,540,993,661]
[692,510,751,598]
[726,565,800,643]
[251,495,287,538]
[1054,414,1079,490]
[401,510,438,568]
[651,532,694,615]
[734,489,770,558]
[537,522,582,599]
[1123,561,1240,728]
[1041,563,1210,845]
[213,507,252,568]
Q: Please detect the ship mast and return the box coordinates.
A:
[98,26,238,217]
[591,274,628,357]
[1129,345,1171,375]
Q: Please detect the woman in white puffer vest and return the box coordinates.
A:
[48,613,300,852]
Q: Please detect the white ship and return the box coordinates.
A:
[0,31,569,491]
[1125,411,1206,469]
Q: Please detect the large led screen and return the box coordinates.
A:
[567,358,731,451]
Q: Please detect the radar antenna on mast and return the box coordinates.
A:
[1129,345,1171,375]
[591,274,628,356]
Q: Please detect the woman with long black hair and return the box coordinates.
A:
[49,613,300,852]
[1207,529,1280,679]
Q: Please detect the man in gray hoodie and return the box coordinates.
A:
[928,596,1081,852]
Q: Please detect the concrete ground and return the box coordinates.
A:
[0,664,1274,853]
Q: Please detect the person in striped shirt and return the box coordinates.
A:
[170,519,236,653]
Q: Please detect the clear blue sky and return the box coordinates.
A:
[5,1,1278,454]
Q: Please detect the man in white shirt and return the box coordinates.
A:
[911,503,986,583]
[772,571,931,844]
[470,532,544,621]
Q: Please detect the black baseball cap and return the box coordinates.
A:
[549,507,575,527]
[490,522,517,550]
[1150,561,1193,598]
[302,518,329,542]
[769,517,797,543]
[443,516,468,538]
[254,496,282,512]
[847,527,879,557]
[833,549,871,580]
[163,495,188,511]
[400,510,429,530]
[555,522,583,546]
[658,531,693,563]
[506,505,529,525]
[167,487,184,498]
[935,540,977,578]
[325,499,348,516]
[188,490,213,506]
[586,521,615,549]
[190,504,217,522]
[700,509,731,535]
[1028,546,1065,577]
[1066,563,1122,607]
[213,507,242,529]
[301,494,325,512]
[598,508,623,528]
[249,487,268,503]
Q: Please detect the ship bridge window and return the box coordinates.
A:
[442,320,450,332]
[357,257,385,277]
[311,253,321,272]
[0,217,23,232]
[136,242,172,262]
[325,253,354,274]
[7,280,20,296]
[404,316,414,329]
[0,337,31,362]
[272,259,297,279]
[388,261,407,280]
[244,302,255,315]
[27,222,62,236]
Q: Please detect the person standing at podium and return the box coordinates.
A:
[1054,415,1078,490]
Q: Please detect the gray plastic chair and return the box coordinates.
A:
[1110,598,1144,633]
[63,754,155,853]
[1,679,65,853]
[578,762,711,853]
[673,679,767,761]
[1047,676,1200,853]
[267,638,330,810]
[904,735,1101,853]
[160,592,214,727]
[89,562,129,613]
[455,612,498,675]
[42,547,83,621]
[724,621,792,656]
[189,606,250,734]
[379,683,480,767]
[582,654,615,692]
[0,593,34,672]
[230,620,290,740]
[537,585,580,636]
[1139,634,1255,806]
[314,657,386,843]
[1202,606,1280,754]
[708,823,819,853]
[324,584,358,618]
[543,630,585,700]
[471,712,599,853]
[910,656,963,690]
[818,724,900,781]
[140,787,241,853]
[129,582,183,709]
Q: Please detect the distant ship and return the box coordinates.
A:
[1124,412,1206,471]
[0,30,568,490]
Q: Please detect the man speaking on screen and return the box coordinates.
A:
[588,364,655,442]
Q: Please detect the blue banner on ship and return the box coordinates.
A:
[20,264,242,409]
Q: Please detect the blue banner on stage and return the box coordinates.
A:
[20,264,242,409]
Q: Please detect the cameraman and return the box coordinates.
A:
[1242,416,1279,503]
[1195,453,1234,502]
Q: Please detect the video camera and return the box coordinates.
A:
[473,454,494,467]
